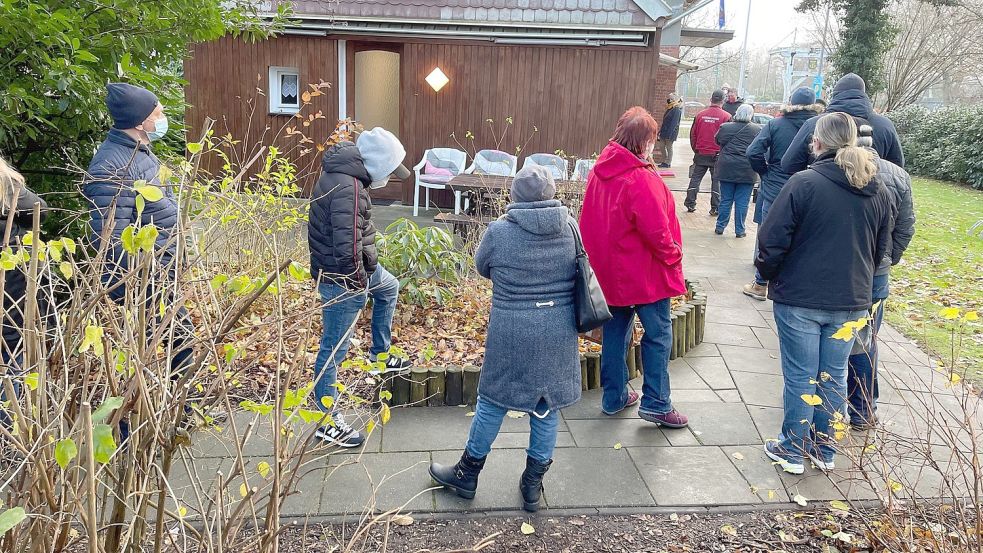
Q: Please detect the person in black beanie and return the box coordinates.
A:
[83,83,194,376]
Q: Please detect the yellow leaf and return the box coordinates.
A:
[720,524,738,537]
[831,327,854,341]
[465,411,475,417]
[59,261,73,279]
[844,318,868,330]
[800,394,823,406]
[834,431,846,441]
[965,311,979,322]
[380,403,391,425]
[832,421,847,431]
[134,183,164,202]
[239,483,248,498]
[939,307,960,320]
[520,522,535,535]
[366,420,376,435]
[830,500,850,513]
[947,373,962,387]
[613,443,623,450]
[767,489,776,499]
[888,480,903,493]
[320,396,334,410]
[178,506,188,518]
[793,494,809,507]
[257,461,271,479]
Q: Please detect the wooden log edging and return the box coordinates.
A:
[382,279,708,407]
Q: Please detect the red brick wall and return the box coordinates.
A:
[652,46,682,163]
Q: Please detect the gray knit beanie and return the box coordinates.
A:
[510,165,556,203]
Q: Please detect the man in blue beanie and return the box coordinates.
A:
[781,73,904,174]
[84,83,193,374]
[743,86,823,301]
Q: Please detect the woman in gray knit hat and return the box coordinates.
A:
[429,165,581,512]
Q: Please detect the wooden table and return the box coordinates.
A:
[447,174,585,215]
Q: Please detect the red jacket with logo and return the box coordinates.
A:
[690,105,732,155]
[579,141,686,307]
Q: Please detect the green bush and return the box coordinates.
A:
[376,218,467,306]
[888,105,983,190]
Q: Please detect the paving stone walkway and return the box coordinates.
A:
[177,151,968,521]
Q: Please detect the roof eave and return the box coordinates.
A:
[269,13,664,33]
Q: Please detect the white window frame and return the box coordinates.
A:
[269,66,301,115]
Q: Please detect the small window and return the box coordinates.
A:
[269,66,300,115]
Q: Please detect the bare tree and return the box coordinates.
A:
[879,0,983,110]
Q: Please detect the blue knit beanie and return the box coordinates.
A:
[106,83,158,130]
[789,87,816,106]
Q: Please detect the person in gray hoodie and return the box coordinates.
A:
[847,125,915,430]
[429,166,581,513]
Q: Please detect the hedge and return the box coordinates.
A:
[888,105,983,190]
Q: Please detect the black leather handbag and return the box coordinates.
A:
[567,220,612,333]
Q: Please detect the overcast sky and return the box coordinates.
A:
[687,0,820,51]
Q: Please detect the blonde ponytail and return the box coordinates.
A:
[0,156,26,213]
[813,113,877,189]
[835,146,877,189]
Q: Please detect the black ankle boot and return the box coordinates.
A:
[429,450,486,499]
[519,456,552,512]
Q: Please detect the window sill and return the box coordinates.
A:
[269,108,301,116]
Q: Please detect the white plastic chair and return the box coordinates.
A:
[456,150,518,214]
[522,153,569,180]
[572,158,596,181]
[412,148,467,217]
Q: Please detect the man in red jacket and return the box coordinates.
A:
[685,90,731,215]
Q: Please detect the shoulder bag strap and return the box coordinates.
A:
[566,219,586,257]
[717,122,751,152]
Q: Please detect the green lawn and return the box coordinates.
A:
[885,178,982,375]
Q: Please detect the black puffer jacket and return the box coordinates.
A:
[755,153,895,311]
[781,74,904,174]
[746,104,821,204]
[714,121,761,184]
[308,142,378,289]
[2,187,47,350]
[868,149,915,275]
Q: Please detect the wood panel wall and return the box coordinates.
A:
[184,36,339,186]
[185,36,673,203]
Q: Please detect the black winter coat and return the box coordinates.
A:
[658,105,683,141]
[2,187,47,351]
[714,121,761,184]
[746,105,820,204]
[868,150,915,275]
[723,99,744,117]
[308,142,378,289]
[781,84,904,174]
[755,153,895,311]
[84,129,179,299]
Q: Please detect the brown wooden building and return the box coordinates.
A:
[184,0,726,204]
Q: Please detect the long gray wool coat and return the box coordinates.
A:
[474,200,582,412]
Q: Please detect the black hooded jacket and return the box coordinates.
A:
[308,142,378,289]
[2,187,47,350]
[755,153,896,311]
[781,74,905,174]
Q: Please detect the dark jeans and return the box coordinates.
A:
[600,299,673,415]
[773,303,865,463]
[313,267,399,410]
[465,397,559,463]
[685,153,720,210]
[715,181,754,236]
[847,274,889,424]
[753,196,774,285]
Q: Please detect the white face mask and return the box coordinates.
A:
[643,142,655,160]
[146,116,168,142]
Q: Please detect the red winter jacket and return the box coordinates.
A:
[579,142,686,307]
[690,105,731,155]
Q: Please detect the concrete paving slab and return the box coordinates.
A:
[747,405,785,442]
[719,344,782,375]
[703,323,762,348]
[545,448,654,508]
[670,389,724,403]
[381,406,533,452]
[723,445,791,503]
[319,452,434,516]
[566,418,671,448]
[491,431,577,450]
[684,356,736,390]
[631,446,761,506]
[668,358,713,390]
[674,402,761,446]
[704,306,770,328]
[752,326,781,350]
[732,371,784,409]
[681,342,722,357]
[716,389,743,403]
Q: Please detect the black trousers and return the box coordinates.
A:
[685,153,720,210]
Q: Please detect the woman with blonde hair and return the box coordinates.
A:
[0,156,46,425]
[754,112,894,474]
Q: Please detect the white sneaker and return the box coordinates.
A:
[764,441,805,475]
[806,447,835,471]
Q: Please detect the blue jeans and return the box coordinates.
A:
[600,299,673,416]
[753,196,774,286]
[716,181,754,236]
[773,303,865,462]
[465,396,559,463]
[313,266,399,410]
[847,274,889,424]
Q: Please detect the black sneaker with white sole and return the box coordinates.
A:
[369,354,413,374]
[314,413,365,448]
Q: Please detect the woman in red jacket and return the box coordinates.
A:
[579,107,689,428]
